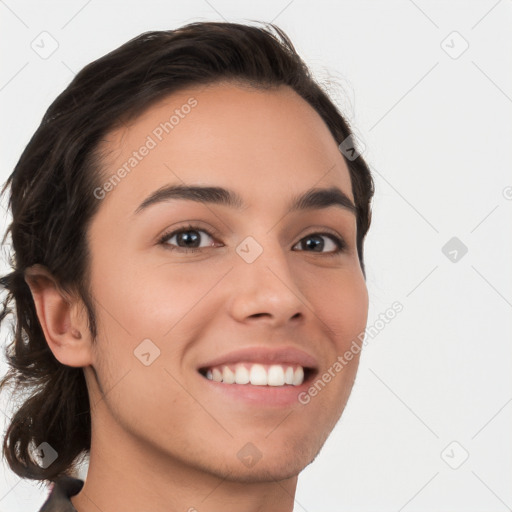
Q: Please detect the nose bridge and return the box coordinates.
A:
[235,229,291,282]
[228,230,307,322]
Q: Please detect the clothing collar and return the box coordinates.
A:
[38,476,84,512]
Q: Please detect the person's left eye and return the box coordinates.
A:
[158,224,346,256]
[292,232,346,256]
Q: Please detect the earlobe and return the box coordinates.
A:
[24,264,93,367]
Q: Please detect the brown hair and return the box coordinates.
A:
[0,20,374,483]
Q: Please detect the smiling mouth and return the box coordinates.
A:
[198,363,316,387]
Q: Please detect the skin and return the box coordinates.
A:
[26,82,369,512]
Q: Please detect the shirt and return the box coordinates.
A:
[37,476,84,512]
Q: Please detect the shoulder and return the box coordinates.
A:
[37,476,84,512]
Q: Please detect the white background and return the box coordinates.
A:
[0,1,511,511]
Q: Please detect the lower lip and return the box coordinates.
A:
[198,373,313,407]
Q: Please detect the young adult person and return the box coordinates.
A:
[0,21,374,512]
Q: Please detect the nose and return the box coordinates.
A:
[227,237,308,328]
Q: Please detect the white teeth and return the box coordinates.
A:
[235,365,250,384]
[212,368,223,382]
[249,364,267,386]
[268,365,285,386]
[204,363,306,386]
[284,366,294,385]
[222,365,236,384]
[292,366,304,386]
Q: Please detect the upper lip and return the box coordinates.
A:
[197,346,319,371]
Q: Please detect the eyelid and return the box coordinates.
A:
[156,221,221,244]
[300,226,343,239]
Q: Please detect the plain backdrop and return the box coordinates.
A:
[0,1,511,511]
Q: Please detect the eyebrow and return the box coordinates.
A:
[134,184,356,215]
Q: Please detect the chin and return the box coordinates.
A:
[222,455,316,484]
[203,434,325,484]
[227,465,304,484]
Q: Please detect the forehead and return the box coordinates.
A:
[95,82,353,214]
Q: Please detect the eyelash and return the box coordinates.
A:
[157,223,347,257]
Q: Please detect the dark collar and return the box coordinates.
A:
[38,476,84,512]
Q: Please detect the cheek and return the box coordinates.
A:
[90,251,219,339]
[290,271,368,444]
[308,267,369,348]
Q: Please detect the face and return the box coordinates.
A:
[84,82,369,482]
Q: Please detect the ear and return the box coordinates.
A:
[24,264,94,368]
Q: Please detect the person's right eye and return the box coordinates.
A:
[158,224,221,253]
